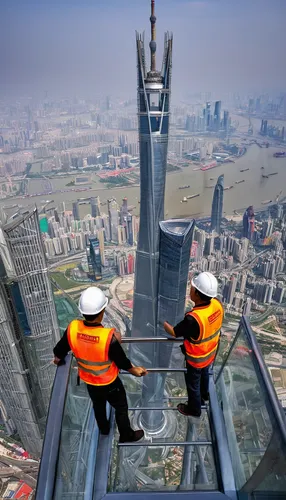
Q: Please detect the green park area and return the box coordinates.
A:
[54,295,79,334]
[50,271,77,290]
[167,163,181,172]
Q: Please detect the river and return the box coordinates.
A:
[2,143,286,220]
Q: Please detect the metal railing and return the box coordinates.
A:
[35,354,73,500]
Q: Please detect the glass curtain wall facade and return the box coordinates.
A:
[211,174,224,234]
[3,208,60,422]
[0,279,42,456]
[157,219,195,365]
[132,1,173,341]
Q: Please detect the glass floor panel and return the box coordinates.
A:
[112,408,211,444]
[108,441,217,493]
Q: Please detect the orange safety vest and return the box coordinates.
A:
[184,298,224,369]
[67,319,119,386]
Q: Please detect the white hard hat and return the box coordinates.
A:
[78,287,108,315]
[191,272,218,298]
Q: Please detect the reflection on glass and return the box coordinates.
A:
[53,359,96,499]
[216,323,286,493]
[108,370,216,492]
[109,444,216,492]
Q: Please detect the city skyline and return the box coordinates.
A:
[0,1,286,495]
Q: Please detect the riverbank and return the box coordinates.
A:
[1,143,286,221]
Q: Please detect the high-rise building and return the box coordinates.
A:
[211,174,224,234]
[223,110,229,132]
[88,237,102,281]
[157,219,194,351]
[90,196,101,218]
[214,101,221,130]
[206,102,211,128]
[243,205,255,240]
[0,208,60,455]
[97,228,105,265]
[132,0,173,340]
[108,199,119,243]
[0,277,43,456]
[72,201,80,221]
[120,197,128,225]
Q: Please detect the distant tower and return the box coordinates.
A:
[120,197,128,225]
[108,199,119,243]
[211,174,224,234]
[243,205,255,241]
[89,237,102,281]
[206,102,211,128]
[214,101,221,131]
[72,201,80,221]
[90,196,101,218]
[132,0,173,340]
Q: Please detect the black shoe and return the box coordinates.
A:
[201,393,209,402]
[100,426,110,436]
[177,403,201,418]
[119,429,144,443]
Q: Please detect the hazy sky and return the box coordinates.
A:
[1,0,286,100]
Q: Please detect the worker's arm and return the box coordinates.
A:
[163,322,176,337]
[113,330,122,343]
[53,329,70,364]
[173,316,200,341]
[109,337,147,377]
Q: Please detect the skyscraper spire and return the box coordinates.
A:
[150,0,157,71]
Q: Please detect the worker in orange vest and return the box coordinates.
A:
[53,287,147,443]
[164,272,223,417]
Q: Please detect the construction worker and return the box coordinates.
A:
[53,287,147,443]
[164,272,223,417]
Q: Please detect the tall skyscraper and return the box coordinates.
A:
[205,102,211,128]
[108,199,119,243]
[0,208,60,455]
[157,219,194,353]
[90,196,101,218]
[139,219,194,430]
[0,277,42,456]
[132,0,173,339]
[214,100,221,130]
[243,205,255,241]
[120,197,128,225]
[89,237,102,281]
[72,201,80,221]
[211,174,224,234]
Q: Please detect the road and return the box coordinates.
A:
[0,455,38,489]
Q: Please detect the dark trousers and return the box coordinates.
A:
[184,363,209,416]
[86,377,133,441]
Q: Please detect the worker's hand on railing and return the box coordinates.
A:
[128,366,148,377]
[53,357,66,366]
[163,321,176,337]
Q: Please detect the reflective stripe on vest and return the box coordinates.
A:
[184,298,223,369]
[67,319,119,386]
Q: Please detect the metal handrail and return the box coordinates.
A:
[122,368,186,373]
[128,405,207,410]
[121,336,182,343]
[35,354,73,500]
[118,440,212,448]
